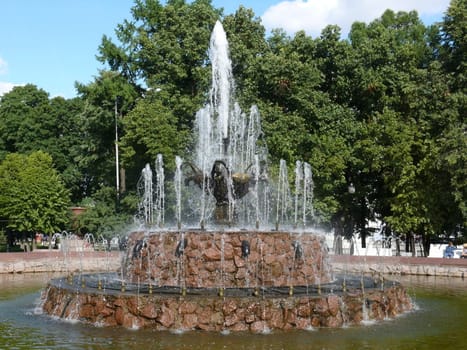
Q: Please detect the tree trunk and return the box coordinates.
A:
[395,236,401,256]
[410,234,416,257]
[120,166,126,194]
[421,232,430,257]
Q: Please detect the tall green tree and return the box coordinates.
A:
[0,151,71,237]
[441,0,467,91]
[340,10,453,250]
[76,70,139,196]
[88,0,224,191]
[438,0,467,231]
[0,84,87,202]
[0,84,53,158]
[97,0,221,131]
[120,88,189,174]
[221,5,268,99]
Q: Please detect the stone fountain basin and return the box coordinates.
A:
[41,230,412,331]
[41,272,413,332]
[123,230,334,288]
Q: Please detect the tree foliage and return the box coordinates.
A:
[120,88,189,173]
[0,0,465,249]
[0,84,86,201]
[75,186,133,239]
[0,151,71,235]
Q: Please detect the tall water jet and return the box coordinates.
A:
[294,160,303,228]
[137,155,165,227]
[191,21,267,226]
[174,156,183,229]
[276,159,291,230]
[294,161,314,228]
[137,164,153,225]
[154,154,165,227]
[302,161,314,226]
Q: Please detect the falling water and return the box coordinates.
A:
[136,21,308,230]
[210,21,232,142]
[220,234,225,292]
[294,161,303,227]
[294,161,314,228]
[252,155,260,228]
[190,20,268,228]
[174,156,183,229]
[302,162,314,226]
[193,19,234,168]
[137,156,166,227]
[154,154,165,227]
[276,159,291,229]
[257,156,270,227]
[132,20,271,229]
[177,232,186,294]
[138,164,153,225]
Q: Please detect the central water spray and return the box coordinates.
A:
[189,21,268,227]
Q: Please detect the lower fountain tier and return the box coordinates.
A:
[123,230,334,288]
[41,274,413,331]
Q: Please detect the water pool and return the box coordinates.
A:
[1,273,466,350]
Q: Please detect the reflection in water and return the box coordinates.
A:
[0,273,466,350]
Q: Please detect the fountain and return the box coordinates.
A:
[41,21,412,332]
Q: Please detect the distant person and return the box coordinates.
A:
[461,244,467,259]
[444,241,456,258]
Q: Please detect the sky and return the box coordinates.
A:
[0,0,451,99]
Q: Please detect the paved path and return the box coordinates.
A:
[0,250,122,274]
[331,254,467,278]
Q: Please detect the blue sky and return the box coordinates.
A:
[0,0,450,98]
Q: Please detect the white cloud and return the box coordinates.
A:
[262,0,450,37]
[0,56,8,75]
[0,82,16,96]
[0,82,25,96]
[0,56,25,96]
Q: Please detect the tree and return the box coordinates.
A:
[441,0,467,91]
[96,0,221,130]
[0,151,71,238]
[120,89,189,176]
[86,0,225,193]
[0,84,86,202]
[75,186,133,240]
[339,10,453,250]
[0,84,52,159]
[221,5,268,98]
[76,70,139,197]
[438,0,467,233]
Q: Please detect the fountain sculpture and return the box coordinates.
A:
[41,21,412,332]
